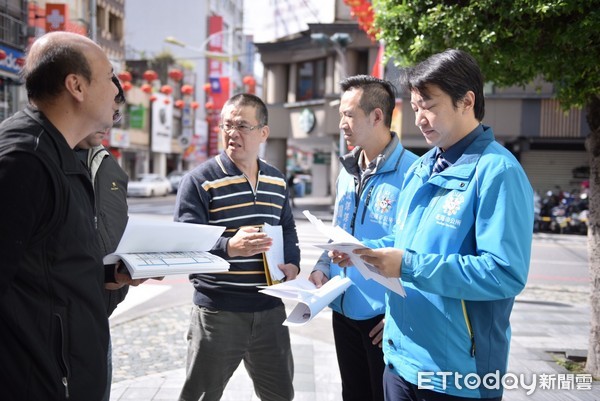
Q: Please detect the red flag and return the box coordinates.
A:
[371,42,384,78]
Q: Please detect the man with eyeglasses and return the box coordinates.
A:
[175,93,300,401]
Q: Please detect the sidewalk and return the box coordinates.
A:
[110,196,600,401]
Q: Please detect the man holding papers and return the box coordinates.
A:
[353,50,533,400]
[309,75,417,401]
[174,93,300,401]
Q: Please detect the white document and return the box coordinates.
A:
[303,210,406,297]
[103,217,229,279]
[259,276,352,326]
[262,223,286,282]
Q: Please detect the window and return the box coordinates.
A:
[296,58,326,101]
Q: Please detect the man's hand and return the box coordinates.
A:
[353,248,404,278]
[278,263,300,281]
[105,262,148,290]
[227,226,272,258]
[369,318,385,348]
[308,270,329,288]
[328,250,353,267]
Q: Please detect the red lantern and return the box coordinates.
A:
[160,84,173,95]
[205,101,214,110]
[168,68,183,82]
[190,101,200,109]
[143,69,158,82]
[122,81,133,92]
[175,99,185,109]
[181,84,194,95]
[242,75,256,86]
[203,83,212,93]
[149,94,158,102]
[117,71,132,82]
[0,49,6,61]
[141,83,153,94]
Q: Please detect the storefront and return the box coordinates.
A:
[0,45,24,122]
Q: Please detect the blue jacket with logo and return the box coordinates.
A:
[368,126,533,398]
[315,134,417,320]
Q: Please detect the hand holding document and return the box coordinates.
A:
[103,217,230,279]
[259,276,352,326]
[261,223,286,284]
[303,210,406,297]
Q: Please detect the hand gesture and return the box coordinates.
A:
[227,226,272,258]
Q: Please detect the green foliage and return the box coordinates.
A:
[373,0,600,109]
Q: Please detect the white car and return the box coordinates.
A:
[127,174,172,197]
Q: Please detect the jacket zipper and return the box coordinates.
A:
[461,300,476,357]
[54,312,71,398]
[360,186,374,225]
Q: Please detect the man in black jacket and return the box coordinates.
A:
[0,31,120,400]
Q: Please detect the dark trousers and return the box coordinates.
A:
[383,367,503,401]
[333,311,385,401]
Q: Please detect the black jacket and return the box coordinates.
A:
[81,146,130,316]
[0,108,109,401]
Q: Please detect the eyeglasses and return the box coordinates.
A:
[218,123,263,134]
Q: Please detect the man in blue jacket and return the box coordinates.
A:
[310,75,417,401]
[350,50,534,400]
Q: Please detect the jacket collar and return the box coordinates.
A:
[415,125,495,183]
[339,132,402,177]
[24,107,85,175]
[216,150,263,176]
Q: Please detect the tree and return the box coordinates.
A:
[372,0,600,376]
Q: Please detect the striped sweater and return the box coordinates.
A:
[174,151,301,312]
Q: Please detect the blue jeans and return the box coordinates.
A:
[178,304,294,401]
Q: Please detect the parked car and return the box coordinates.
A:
[127,174,172,197]
[167,170,189,193]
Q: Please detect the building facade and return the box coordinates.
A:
[254,0,589,198]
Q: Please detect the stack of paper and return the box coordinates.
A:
[259,276,352,326]
[103,217,229,279]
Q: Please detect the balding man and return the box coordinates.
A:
[0,31,120,401]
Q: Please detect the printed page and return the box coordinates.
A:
[304,210,406,297]
[119,250,229,279]
[262,223,286,282]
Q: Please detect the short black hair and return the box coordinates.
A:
[399,49,485,121]
[22,42,92,102]
[339,75,396,128]
[223,93,268,126]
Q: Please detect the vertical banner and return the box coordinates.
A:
[208,16,224,77]
[207,15,225,159]
[151,93,174,153]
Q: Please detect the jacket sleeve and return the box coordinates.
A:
[401,162,534,301]
[174,173,229,258]
[312,250,331,277]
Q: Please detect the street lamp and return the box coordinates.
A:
[165,27,241,97]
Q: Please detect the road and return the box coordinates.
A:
[113,195,592,324]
